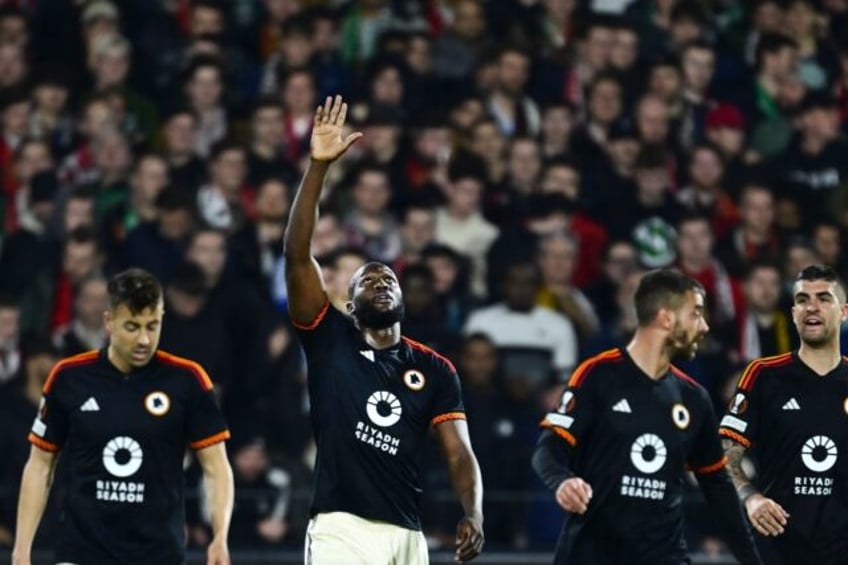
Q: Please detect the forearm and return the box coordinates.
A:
[283,160,330,261]
[723,439,758,501]
[531,431,575,491]
[203,461,234,541]
[447,449,483,521]
[697,469,763,565]
[13,458,55,554]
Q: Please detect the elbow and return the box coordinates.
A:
[530,446,547,480]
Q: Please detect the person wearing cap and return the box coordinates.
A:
[80,0,120,53]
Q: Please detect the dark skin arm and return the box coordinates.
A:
[722,439,789,537]
[284,95,362,325]
[435,420,484,563]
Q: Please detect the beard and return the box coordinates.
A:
[354,300,405,330]
[667,322,700,360]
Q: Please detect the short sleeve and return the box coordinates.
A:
[718,361,762,449]
[538,360,599,448]
[185,367,230,450]
[28,386,68,453]
[687,390,728,474]
[430,360,466,427]
[291,300,347,352]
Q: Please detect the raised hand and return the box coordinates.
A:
[310,95,363,163]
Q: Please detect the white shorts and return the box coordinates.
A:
[304,511,429,565]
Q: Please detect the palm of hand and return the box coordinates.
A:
[311,124,346,162]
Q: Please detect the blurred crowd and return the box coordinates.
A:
[1,0,848,556]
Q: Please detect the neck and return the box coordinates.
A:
[801,134,828,154]
[743,226,769,244]
[252,142,277,159]
[758,74,779,97]
[797,342,842,376]
[169,151,191,167]
[360,323,402,349]
[753,310,775,326]
[681,257,709,273]
[626,328,672,380]
[107,345,131,374]
[447,206,473,220]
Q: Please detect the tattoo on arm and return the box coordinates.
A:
[723,439,757,502]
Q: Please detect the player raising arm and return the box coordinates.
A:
[284,95,483,564]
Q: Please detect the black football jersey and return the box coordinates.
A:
[293,302,465,530]
[539,348,727,565]
[719,352,848,564]
[28,349,230,565]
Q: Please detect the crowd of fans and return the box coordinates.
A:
[1,0,848,557]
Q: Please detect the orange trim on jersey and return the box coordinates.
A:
[43,350,99,393]
[190,430,231,450]
[670,365,699,387]
[718,428,751,449]
[291,300,330,331]
[28,433,60,453]
[156,351,214,391]
[737,353,793,391]
[691,456,728,475]
[567,349,622,388]
[402,336,457,373]
[540,420,577,447]
[431,412,466,426]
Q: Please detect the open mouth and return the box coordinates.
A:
[804,317,823,328]
[373,294,392,305]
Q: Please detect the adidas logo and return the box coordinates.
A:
[80,397,100,412]
[612,399,632,413]
[360,350,375,362]
[782,398,801,411]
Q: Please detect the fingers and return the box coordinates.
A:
[321,96,333,123]
[556,478,592,514]
[343,131,364,150]
[329,95,342,123]
[749,500,789,536]
[455,525,483,562]
[338,101,349,125]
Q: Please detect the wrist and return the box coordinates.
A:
[309,158,332,168]
[739,484,758,503]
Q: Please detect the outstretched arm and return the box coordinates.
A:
[284,95,362,325]
[435,420,484,563]
[723,438,788,537]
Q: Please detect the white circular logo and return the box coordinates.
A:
[672,403,690,430]
[144,391,170,416]
[403,370,426,391]
[630,433,667,474]
[102,436,143,478]
[366,391,402,428]
[801,435,838,473]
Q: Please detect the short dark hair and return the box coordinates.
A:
[795,264,846,301]
[755,33,797,71]
[107,268,163,314]
[634,269,705,326]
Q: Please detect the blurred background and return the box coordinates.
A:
[2,0,848,562]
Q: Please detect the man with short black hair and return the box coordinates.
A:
[533,269,762,564]
[13,268,234,565]
[721,264,848,564]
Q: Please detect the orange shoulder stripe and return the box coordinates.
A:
[190,430,231,450]
[43,350,99,393]
[291,300,330,331]
[737,353,792,391]
[568,349,622,388]
[718,428,751,449]
[28,433,60,453]
[540,420,577,447]
[670,365,699,387]
[402,337,458,373]
[690,456,728,475]
[156,351,214,391]
[431,412,466,426]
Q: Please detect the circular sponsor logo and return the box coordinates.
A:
[403,370,426,391]
[144,391,170,416]
[102,436,143,478]
[801,435,838,473]
[672,403,690,430]
[630,433,667,474]
[366,391,402,427]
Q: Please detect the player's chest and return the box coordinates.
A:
[758,377,848,444]
[65,376,186,442]
[323,348,434,433]
[598,381,700,450]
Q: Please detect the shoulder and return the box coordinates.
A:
[154,350,215,392]
[567,348,624,389]
[735,352,794,392]
[43,350,100,394]
[402,336,457,375]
